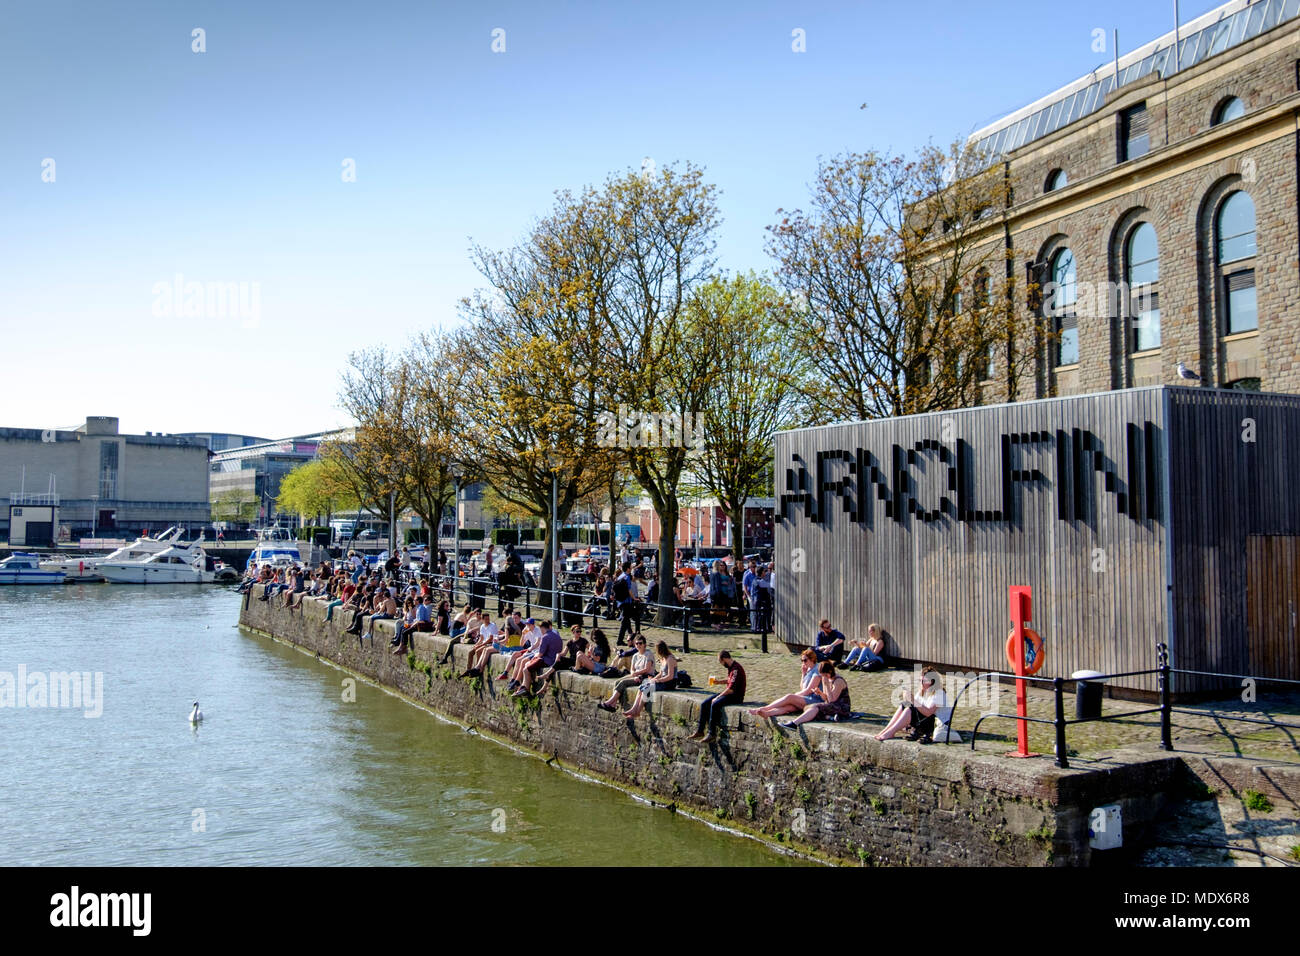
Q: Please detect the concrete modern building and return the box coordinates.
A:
[174,432,270,452]
[0,416,209,540]
[209,431,340,525]
[948,0,1299,402]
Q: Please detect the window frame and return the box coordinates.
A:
[1124,221,1161,353]
[1119,102,1150,162]
[1048,247,1079,368]
[1213,190,1259,337]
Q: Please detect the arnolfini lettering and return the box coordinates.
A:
[49,887,151,936]
[779,423,1160,528]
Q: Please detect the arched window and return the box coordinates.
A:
[1217,191,1257,262]
[1125,222,1160,351]
[1045,168,1068,192]
[1048,248,1078,366]
[1216,191,1257,334]
[1212,97,1246,126]
[974,270,992,378]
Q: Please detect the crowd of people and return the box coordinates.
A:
[241,553,946,743]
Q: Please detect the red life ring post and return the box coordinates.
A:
[1007,586,1038,758]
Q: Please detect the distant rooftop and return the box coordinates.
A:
[970,0,1299,161]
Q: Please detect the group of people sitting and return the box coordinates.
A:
[747,647,947,742]
[249,562,946,743]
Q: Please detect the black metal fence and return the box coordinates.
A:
[391,568,773,654]
[946,643,1300,768]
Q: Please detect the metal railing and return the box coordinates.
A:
[945,643,1300,768]
[380,568,773,654]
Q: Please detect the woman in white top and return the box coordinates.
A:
[875,667,946,741]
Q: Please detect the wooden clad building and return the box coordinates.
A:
[773,386,1300,694]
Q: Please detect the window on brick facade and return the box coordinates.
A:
[1216,191,1257,263]
[1224,270,1258,334]
[1047,248,1078,366]
[1045,168,1067,192]
[1212,97,1245,126]
[1125,222,1160,352]
[1215,191,1258,336]
[1119,103,1149,162]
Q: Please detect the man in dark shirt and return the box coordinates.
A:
[511,620,562,697]
[688,650,746,743]
[813,619,846,663]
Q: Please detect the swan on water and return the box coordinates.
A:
[189,702,203,723]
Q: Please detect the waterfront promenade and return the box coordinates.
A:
[239,586,1300,866]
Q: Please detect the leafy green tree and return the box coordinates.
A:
[687,272,810,561]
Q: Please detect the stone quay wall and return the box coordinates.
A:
[240,587,1185,866]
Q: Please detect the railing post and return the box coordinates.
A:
[525,584,531,618]
[1053,677,1069,769]
[1158,642,1173,751]
[682,605,691,654]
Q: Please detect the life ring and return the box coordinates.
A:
[1006,628,1045,675]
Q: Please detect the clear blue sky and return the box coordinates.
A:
[0,0,1222,438]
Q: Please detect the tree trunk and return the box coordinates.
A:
[654,501,679,627]
[606,476,618,565]
[728,500,746,564]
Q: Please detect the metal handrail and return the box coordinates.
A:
[379,567,772,654]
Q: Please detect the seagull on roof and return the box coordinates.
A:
[1176,362,1201,381]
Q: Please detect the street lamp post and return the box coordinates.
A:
[551,468,560,621]
[450,467,463,606]
[90,494,99,542]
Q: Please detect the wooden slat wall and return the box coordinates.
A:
[775,389,1169,693]
[1168,389,1300,692]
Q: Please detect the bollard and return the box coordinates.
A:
[1053,677,1068,769]
[682,609,691,655]
[1157,642,1172,751]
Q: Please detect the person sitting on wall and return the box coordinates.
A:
[509,620,562,697]
[875,667,947,742]
[364,588,398,644]
[496,618,540,679]
[687,650,746,743]
[596,636,656,712]
[575,627,610,676]
[843,623,887,671]
[748,649,823,720]
[779,662,851,728]
[535,624,588,694]
[459,612,500,676]
[620,640,679,719]
[813,619,846,663]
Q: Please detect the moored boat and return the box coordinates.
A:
[0,552,67,585]
[40,527,185,583]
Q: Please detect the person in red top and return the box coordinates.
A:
[688,650,745,743]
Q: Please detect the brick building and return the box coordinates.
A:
[953,0,1298,400]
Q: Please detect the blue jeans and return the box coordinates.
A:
[696,692,741,737]
[844,646,882,667]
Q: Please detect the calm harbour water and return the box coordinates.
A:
[0,584,800,866]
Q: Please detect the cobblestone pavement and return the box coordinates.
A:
[605,617,1300,767]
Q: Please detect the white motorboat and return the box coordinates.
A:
[41,527,185,582]
[97,540,235,584]
[245,541,303,572]
[0,552,66,585]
